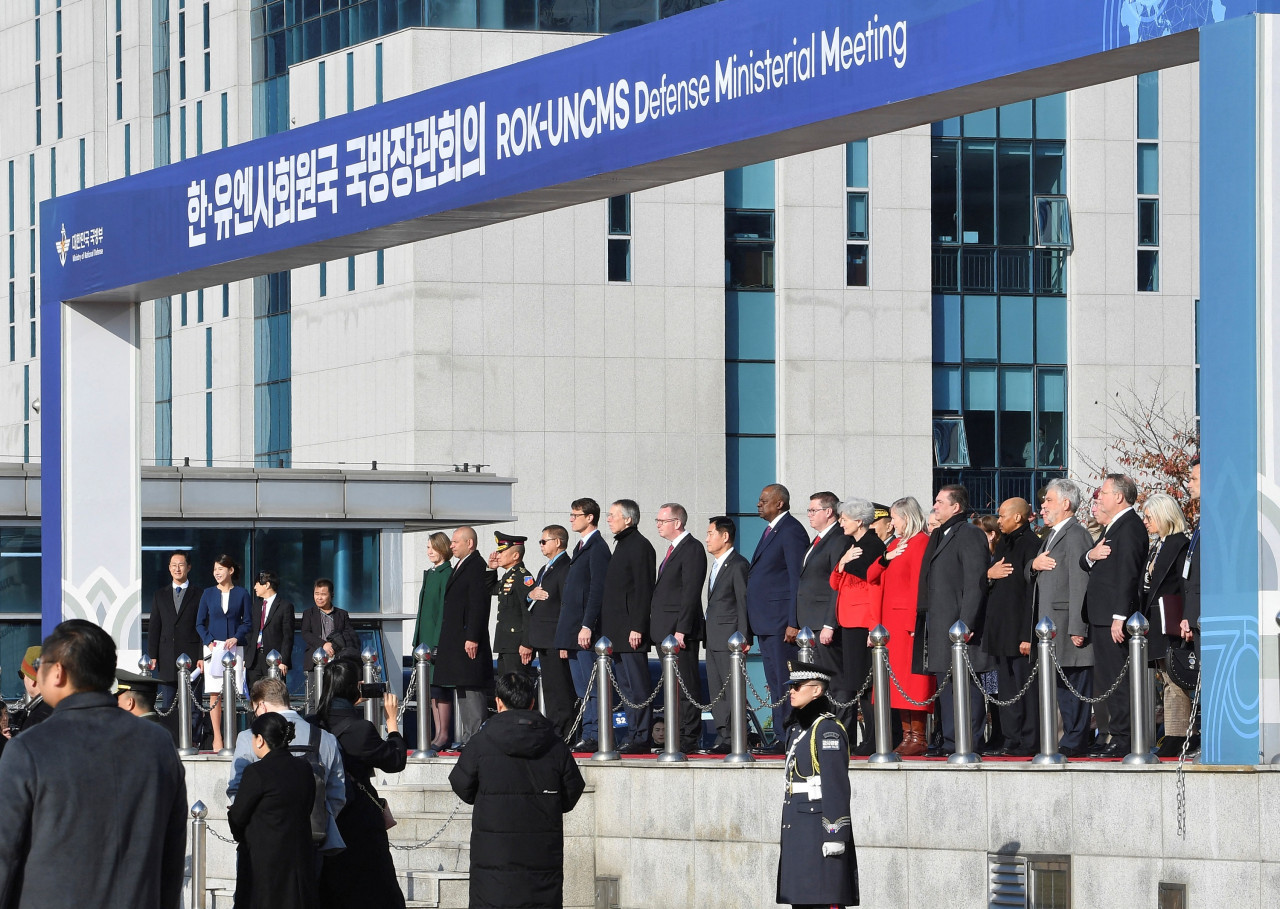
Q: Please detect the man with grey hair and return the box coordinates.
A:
[601,499,657,752]
[1028,478,1095,756]
[436,525,495,745]
[1079,473,1148,758]
[650,502,708,753]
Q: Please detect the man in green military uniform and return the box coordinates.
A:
[487,532,537,677]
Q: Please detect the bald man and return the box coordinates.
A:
[434,525,496,745]
[980,497,1043,756]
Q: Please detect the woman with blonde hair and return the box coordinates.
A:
[1139,492,1193,757]
[413,531,454,749]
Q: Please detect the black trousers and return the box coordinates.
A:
[994,653,1039,752]
[838,627,874,751]
[496,651,534,678]
[535,648,577,737]
[1092,627,1131,748]
[669,639,704,751]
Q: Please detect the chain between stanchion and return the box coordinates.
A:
[1049,647,1131,703]
[397,671,418,728]
[826,669,873,710]
[188,679,214,714]
[155,690,181,717]
[604,660,664,710]
[671,664,731,712]
[1175,670,1203,840]
[959,648,1040,708]
[740,660,789,709]
[885,662,951,706]
[206,825,236,845]
[562,660,599,745]
[389,799,464,850]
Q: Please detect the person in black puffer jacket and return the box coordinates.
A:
[449,672,586,909]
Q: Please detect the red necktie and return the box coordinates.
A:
[660,544,674,572]
[811,534,821,548]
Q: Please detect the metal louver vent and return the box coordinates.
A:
[989,853,1028,908]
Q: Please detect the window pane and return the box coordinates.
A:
[963,108,997,138]
[727,435,776,515]
[599,0,656,32]
[724,161,774,209]
[1037,368,1066,466]
[1137,143,1159,195]
[964,366,997,410]
[1138,248,1159,292]
[429,0,477,27]
[931,140,958,243]
[963,295,997,361]
[846,243,868,287]
[845,140,868,188]
[933,365,961,411]
[961,140,995,244]
[962,368,997,467]
[999,100,1033,139]
[477,0,535,28]
[1035,93,1067,140]
[726,210,773,240]
[1034,145,1064,195]
[1035,196,1072,248]
[726,291,776,360]
[997,142,1032,246]
[933,116,961,137]
[999,296,1034,363]
[1000,368,1034,467]
[1035,296,1067,363]
[608,194,630,234]
[1138,198,1159,246]
[727,362,776,435]
[1137,71,1159,140]
[932,294,962,362]
[0,527,42,614]
[847,192,868,240]
[607,238,630,282]
[0,621,42,699]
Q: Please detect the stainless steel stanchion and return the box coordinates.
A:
[176,654,196,756]
[219,651,238,756]
[592,637,619,762]
[1273,611,1280,764]
[310,648,328,714]
[266,649,282,680]
[138,654,152,678]
[189,800,208,909]
[947,621,980,765]
[796,626,816,665]
[658,636,686,763]
[361,647,378,724]
[1031,617,1065,766]
[725,632,753,764]
[410,644,435,762]
[537,665,548,717]
[867,625,900,765]
[1124,613,1159,765]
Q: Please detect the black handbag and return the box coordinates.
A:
[1165,638,1199,693]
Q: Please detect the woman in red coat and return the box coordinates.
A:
[864,496,936,756]
[829,497,886,756]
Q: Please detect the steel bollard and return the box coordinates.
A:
[310,648,328,714]
[867,625,900,765]
[361,647,378,725]
[266,649,282,680]
[410,644,435,761]
[176,654,197,756]
[1031,617,1066,765]
[796,626,816,665]
[219,650,238,756]
[947,621,980,765]
[537,667,547,717]
[592,637,619,762]
[190,800,208,909]
[138,654,152,678]
[1124,613,1159,765]
[657,636,687,763]
[1273,611,1280,764]
[725,633,754,764]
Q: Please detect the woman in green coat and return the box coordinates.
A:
[413,531,453,749]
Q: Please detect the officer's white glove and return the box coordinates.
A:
[821,842,845,857]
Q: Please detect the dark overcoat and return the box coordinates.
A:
[916,515,993,674]
[1079,508,1149,627]
[412,561,452,649]
[982,523,1042,657]
[601,526,655,654]
[776,702,859,907]
[449,709,586,908]
[1141,531,1189,661]
[435,552,496,689]
[228,748,320,909]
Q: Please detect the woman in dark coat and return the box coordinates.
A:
[315,659,408,909]
[776,663,859,908]
[227,712,319,909]
[449,672,586,908]
[412,532,454,748]
[1138,493,1192,756]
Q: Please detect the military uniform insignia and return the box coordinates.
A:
[523,575,534,586]
[821,731,841,750]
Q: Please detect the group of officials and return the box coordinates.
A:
[429,461,1202,762]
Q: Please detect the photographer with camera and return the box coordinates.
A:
[300,579,361,665]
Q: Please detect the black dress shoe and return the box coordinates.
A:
[923,746,950,758]
[1155,735,1186,758]
[571,739,598,753]
[852,741,876,757]
[751,742,785,755]
[618,741,653,755]
[1004,746,1036,758]
[978,745,1009,757]
[1086,742,1126,759]
[698,744,731,755]
[1057,745,1082,758]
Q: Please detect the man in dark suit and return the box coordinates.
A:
[435,526,496,745]
[528,525,574,736]
[1080,473,1149,758]
[244,570,294,688]
[649,502,709,754]
[486,532,535,677]
[553,499,611,751]
[1028,478,1096,756]
[745,483,809,750]
[981,497,1042,756]
[602,499,657,753]
[794,491,852,673]
[919,484,992,755]
[702,516,750,754]
[0,620,187,907]
[300,578,362,664]
[146,550,203,735]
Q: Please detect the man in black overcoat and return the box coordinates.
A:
[601,499,657,752]
[527,525,574,736]
[649,502,709,753]
[146,551,204,727]
[435,526,495,745]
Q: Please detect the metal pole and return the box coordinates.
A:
[310,648,328,714]
[537,666,548,717]
[867,625,900,765]
[1031,617,1065,766]
[361,647,378,725]
[657,636,686,763]
[725,633,753,764]
[796,626,816,665]
[176,654,196,756]
[1123,613,1159,765]
[1273,611,1280,764]
[410,644,435,761]
[592,637,619,762]
[189,801,207,909]
[947,621,980,765]
[219,651,237,756]
[138,654,152,678]
[266,649,282,681]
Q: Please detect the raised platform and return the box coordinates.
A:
[180,753,1280,909]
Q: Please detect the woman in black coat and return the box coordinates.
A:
[1139,493,1192,756]
[776,663,859,908]
[227,712,319,909]
[314,659,408,909]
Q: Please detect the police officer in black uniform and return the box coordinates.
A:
[777,662,860,908]
[487,532,536,678]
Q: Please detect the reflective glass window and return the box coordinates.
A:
[960,140,995,244]
[931,140,958,243]
[1137,143,1159,195]
[1035,93,1066,140]
[999,296,1034,363]
[1035,296,1067,364]
[1138,198,1159,246]
[932,294,961,362]
[727,362,776,436]
[933,365,961,412]
[1138,249,1159,292]
[999,100,1033,139]
[845,140,868,188]
[963,108,997,138]
[962,367,997,467]
[1137,72,1159,140]
[997,142,1032,246]
[1037,368,1066,466]
[963,295,997,361]
[999,367,1034,467]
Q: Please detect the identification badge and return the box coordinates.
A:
[1182,558,1192,580]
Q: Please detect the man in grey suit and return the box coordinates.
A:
[702,516,750,754]
[0,620,187,908]
[1027,478,1095,757]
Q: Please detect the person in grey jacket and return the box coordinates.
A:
[0,619,187,909]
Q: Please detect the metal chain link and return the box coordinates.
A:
[604,659,663,711]
[397,670,418,728]
[1049,646,1131,704]
[960,647,1040,708]
[563,660,599,745]
[206,824,236,845]
[885,662,952,707]
[671,664,731,712]
[154,688,181,717]
[740,660,788,709]
[1175,669,1202,840]
[388,799,465,850]
[826,668,873,710]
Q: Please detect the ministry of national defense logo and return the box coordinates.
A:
[55,224,70,267]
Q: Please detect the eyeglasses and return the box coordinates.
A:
[806,507,831,514]
[538,539,555,545]
[569,512,586,518]
[655,518,678,525]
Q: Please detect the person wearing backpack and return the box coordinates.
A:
[228,712,319,909]
[228,678,347,859]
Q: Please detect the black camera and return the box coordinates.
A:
[358,681,387,698]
